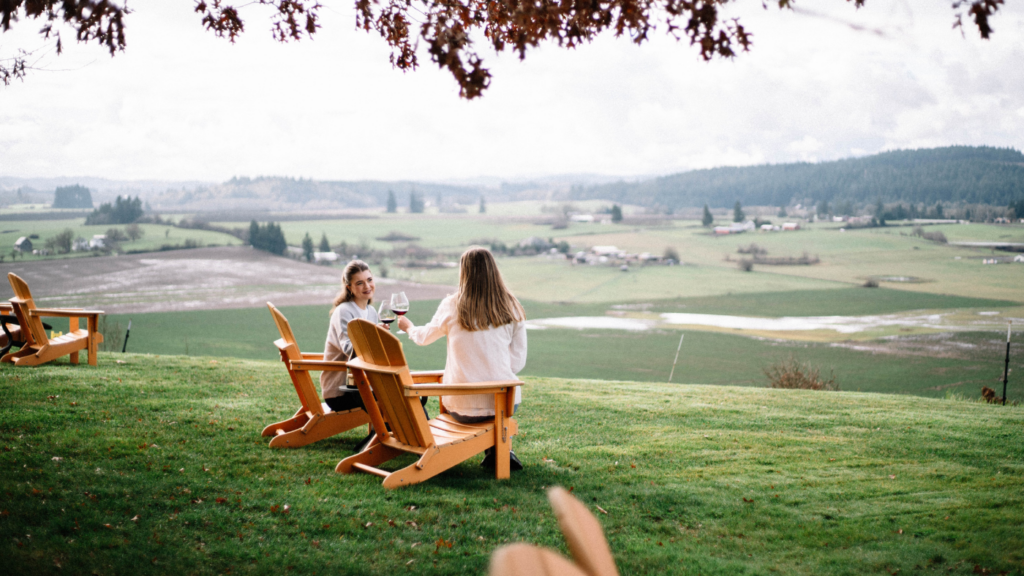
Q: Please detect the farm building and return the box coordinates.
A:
[14,237,32,252]
[73,237,90,251]
[1014,255,1024,263]
[782,222,801,231]
[89,235,107,249]
[313,251,339,264]
[714,222,756,235]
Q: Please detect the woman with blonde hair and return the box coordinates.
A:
[397,246,527,470]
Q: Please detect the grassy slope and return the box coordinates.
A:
[1,355,1022,575]
[0,220,240,262]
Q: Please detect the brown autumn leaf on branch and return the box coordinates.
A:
[0,1,1007,96]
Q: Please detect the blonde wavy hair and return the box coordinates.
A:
[455,247,524,331]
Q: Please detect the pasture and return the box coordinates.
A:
[1,355,1022,575]
[63,289,1020,399]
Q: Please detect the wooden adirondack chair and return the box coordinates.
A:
[262,303,371,448]
[2,273,104,367]
[336,318,523,488]
[489,487,620,576]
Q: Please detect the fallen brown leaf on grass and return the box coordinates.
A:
[889,475,896,480]
[215,498,227,504]
[406,521,419,529]
[131,515,139,522]
[435,538,453,552]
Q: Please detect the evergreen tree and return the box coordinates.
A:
[318,233,330,252]
[302,233,314,262]
[817,200,830,218]
[935,202,944,218]
[777,206,788,217]
[249,220,260,246]
[875,199,886,226]
[733,201,744,223]
[248,221,287,255]
[409,192,424,213]
[84,195,143,225]
[386,190,397,213]
[610,204,623,223]
[479,195,486,214]
[52,185,93,208]
[702,204,713,227]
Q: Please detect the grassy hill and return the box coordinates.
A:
[2,355,1021,575]
[578,146,1024,210]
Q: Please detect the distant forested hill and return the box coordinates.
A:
[576,146,1024,209]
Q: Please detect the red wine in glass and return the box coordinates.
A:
[391,292,409,316]
[378,302,397,328]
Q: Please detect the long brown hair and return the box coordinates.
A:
[455,247,524,331]
[330,260,371,314]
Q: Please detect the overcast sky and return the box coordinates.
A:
[1,0,1022,184]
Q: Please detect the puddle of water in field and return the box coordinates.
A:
[659,312,950,333]
[526,317,654,331]
[526,311,1023,335]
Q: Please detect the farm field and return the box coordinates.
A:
[67,289,1021,399]
[0,220,240,263]
[2,355,1022,576]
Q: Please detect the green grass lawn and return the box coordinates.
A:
[2,355,1022,575]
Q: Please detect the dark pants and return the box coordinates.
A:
[325,387,429,418]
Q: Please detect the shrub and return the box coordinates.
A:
[764,356,839,391]
[738,260,754,272]
[863,279,879,288]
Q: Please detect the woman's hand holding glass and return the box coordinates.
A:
[396,315,413,333]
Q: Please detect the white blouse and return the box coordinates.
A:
[406,295,527,418]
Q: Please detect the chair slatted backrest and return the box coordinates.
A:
[8,273,48,347]
[347,319,434,448]
[548,487,620,576]
[267,303,324,417]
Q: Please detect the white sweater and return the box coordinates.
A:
[406,295,527,418]
[321,301,378,400]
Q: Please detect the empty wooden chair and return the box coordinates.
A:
[489,487,620,576]
[262,303,371,448]
[3,273,104,367]
[336,318,523,488]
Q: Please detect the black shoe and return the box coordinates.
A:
[353,432,375,454]
[480,448,523,472]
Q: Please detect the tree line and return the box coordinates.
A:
[575,146,1024,211]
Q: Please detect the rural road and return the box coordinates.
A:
[0,246,455,313]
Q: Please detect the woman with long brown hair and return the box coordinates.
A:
[322,259,379,414]
[397,247,527,470]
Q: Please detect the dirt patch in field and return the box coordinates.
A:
[1,246,455,313]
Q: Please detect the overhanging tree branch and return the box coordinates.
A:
[0,1,1007,95]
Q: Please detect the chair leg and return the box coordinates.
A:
[268,410,369,449]
[70,349,79,365]
[336,440,402,475]
[261,407,310,438]
[381,433,494,489]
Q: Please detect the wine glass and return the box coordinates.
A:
[378,301,396,330]
[391,292,409,333]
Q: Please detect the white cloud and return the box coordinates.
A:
[0,0,1022,182]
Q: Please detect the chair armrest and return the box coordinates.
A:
[30,308,104,318]
[403,380,523,397]
[0,304,12,313]
[411,370,444,383]
[291,359,348,371]
[300,352,324,360]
